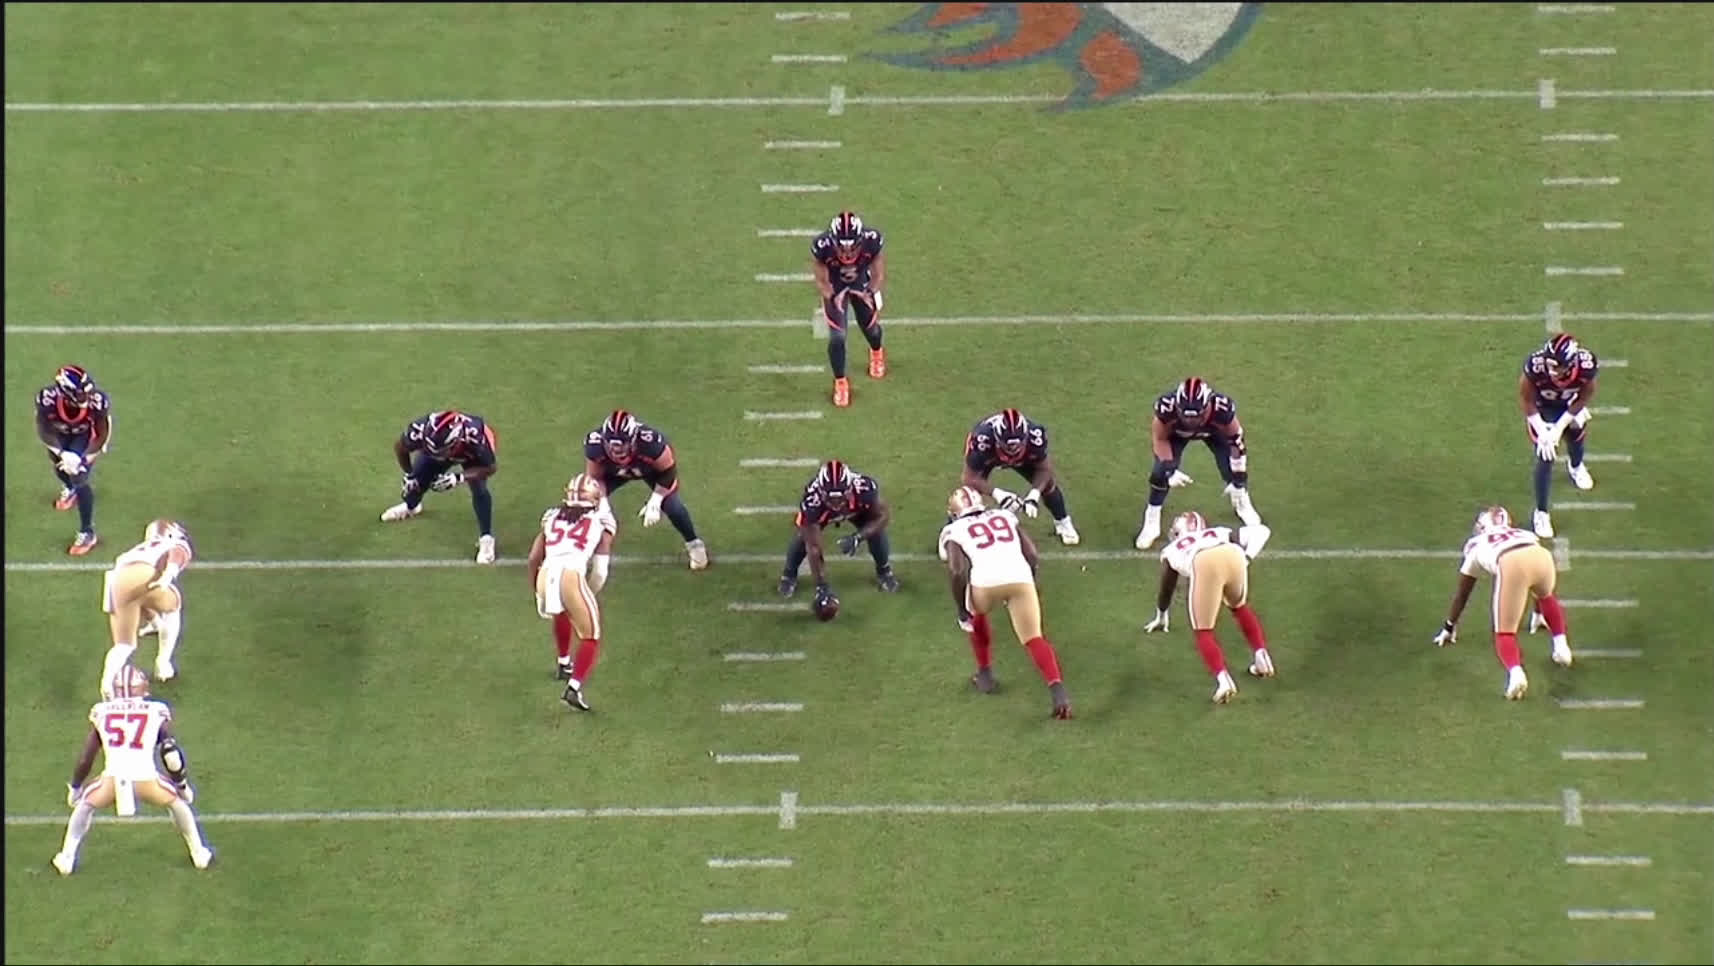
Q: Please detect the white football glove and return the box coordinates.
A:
[1432,620,1458,647]
[1143,609,1171,633]
[1167,469,1194,488]
[1534,435,1559,463]
[640,494,664,527]
[1022,488,1041,518]
[430,468,463,492]
[957,613,974,633]
[991,487,1022,512]
[66,783,81,808]
[1571,407,1591,428]
[56,451,84,476]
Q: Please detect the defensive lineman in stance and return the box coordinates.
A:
[1143,511,1276,704]
[99,519,194,693]
[1432,506,1574,700]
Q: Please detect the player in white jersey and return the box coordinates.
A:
[98,518,194,695]
[1143,511,1275,704]
[937,486,1071,719]
[526,473,618,710]
[1432,506,1573,700]
[53,666,213,875]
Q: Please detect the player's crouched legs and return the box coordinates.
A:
[467,475,496,563]
[866,529,899,592]
[1136,459,1176,549]
[779,534,808,597]
[659,492,708,570]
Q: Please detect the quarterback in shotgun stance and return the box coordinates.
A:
[810,210,888,408]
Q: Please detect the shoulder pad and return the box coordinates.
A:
[36,388,55,408]
[1153,395,1175,416]
[810,233,834,253]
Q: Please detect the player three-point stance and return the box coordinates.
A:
[778,460,899,607]
[36,364,113,556]
[53,666,213,875]
[938,486,1072,719]
[961,408,1081,545]
[1432,506,1573,700]
[1135,378,1262,549]
[584,410,708,571]
[1520,333,1600,538]
[1143,511,1275,704]
[380,410,501,563]
[810,211,887,408]
[527,474,618,709]
[98,519,195,694]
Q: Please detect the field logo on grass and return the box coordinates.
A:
[876,3,1261,110]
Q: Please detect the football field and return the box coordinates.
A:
[5,3,1713,964]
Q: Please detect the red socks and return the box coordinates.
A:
[1194,630,1227,674]
[553,613,573,660]
[969,614,993,670]
[1537,596,1567,635]
[1494,632,1521,670]
[1024,636,1063,686]
[572,638,601,682]
[1232,605,1267,651]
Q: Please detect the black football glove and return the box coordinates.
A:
[400,473,423,500]
[837,532,864,556]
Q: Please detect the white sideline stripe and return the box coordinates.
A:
[1583,454,1632,463]
[740,458,820,468]
[703,911,790,923]
[720,702,804,713]
[1544,300,1563,333]
[1561,750,1648,761]
[1558,699,1646,709]
[1542,132,1618,142]
[9,88,1713,115]
[1567,909,1654,921]
[1563,789,1584,826]
[763,139,842,149]
[748,363,823,374]
[761,182,838,193]
[1544,221,1623,230]
[1561,599,1639,608]
[727,603,802,613]
[776,10,851,21]
[724,651,807,662]
[772,54,848,64]
[1540,47,1617,56]
[8,548,1712,574]
[755,272,816,282]
[714,754,800,764]
[779,791,798,830]
[745,410,823,420]
[1543,176,1620,186]
[732,505,798,515]
[10,310,1713,335]
[1538,78,1557,110]
[1537,4,1616,12]
[1553,535,1572,571]
[757,228,820,237]
[1566,855,1651,866]
[9,797,1710,827]
[1547,266,1624,276]
[1589,406,1631,415]
[1604,359,1629,367]
[1576,649,1641,659]
[708,857,795,868]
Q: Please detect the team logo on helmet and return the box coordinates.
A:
[874,3,1262,110]
[1169,510,1207,540]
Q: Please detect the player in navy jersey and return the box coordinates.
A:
[961,409,1080,545]
[778,460,898,608]
[583,410,708,571]
[380,410,501,563]
[36,365,112,555]
[1519,333,1601,538]
[1135,378,1263,550]
[810,211,888,408]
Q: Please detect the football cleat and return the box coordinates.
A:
[68,531,99,556]
[970,667,998,694]
[832,377,851,408]
[54,488,77,511]
[1136,507,1163,549]
[51,852,75,876]
[778,573,798,598]
[1248,649,1276,678]
[155,659,176,682]
[1212,672,1238,704]
[1551,641,1574,667]
[1529,609,1547,634]
[562,680,591,712]
[1504,667,1529,700]
[190,846,215,870]
[868,347,887,380]
[875,567,900,593]
[556,660,572,681]
[475,534,496,564]
[381,502,421,523]
[687,539,709,571]
[1531,510,1554,539]
[1054,517,1081,546]
[1567,462,1594,491]
[1050,682,1073,719]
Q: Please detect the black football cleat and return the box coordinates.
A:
[875,567,900,593]
[778,573,798,598]
[562,681,591,712]
[1050,682,1073,719]
[970,667,998,694]
[556,661,572,681]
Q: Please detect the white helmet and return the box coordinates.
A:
[1472,506,1511,535]
[1169,510,1207,541]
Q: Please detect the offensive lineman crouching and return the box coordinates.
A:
[778,460,899,607]
[380,410,501,563]
[584,410,708,571]
[1135,378,1263,549]
[962,408,1081,545]
[939,486,1072,719]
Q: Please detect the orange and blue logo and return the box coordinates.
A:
[876,3,1262,110]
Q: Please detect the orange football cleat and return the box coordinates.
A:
[868,347,887,379]
[54,489,77,511]
[832,377,851,408]
[68,531,99,556]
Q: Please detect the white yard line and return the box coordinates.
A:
[763,139,841,150]
[827,84,846,116]
[760,182,838,193]
[723,651,807,662]
[739,458,820,468]
[7,548,1710,574]
[1536,4,1616,12]
[1538,78,1557,109]
[8,796,1707,827]
[732,505,799,515]
[1543,221,1623,230]
[702,911,790,923]
[1557,699,1646,709]
[1553,501,1635,510]
[757,227,821,237]
[1589,405,1631,415]
[708,857,795,868]
[1543,176,1620,186]
[1545,300,1563,333]
[713,754,801,764]
[1575,649,1642,658]
[1546,266,1624,276]
[1561,750,1648,761]
[1540,47,1617,56]
[1565,855,1651,866]
[744,410,823,421]
[1566,909,1655,921]
[1603,359,1629,368]
[719,703,805,713]
[771,54,848,64]
[10,310,1712,335]
[1553,535,1572,571]
[9,88,1712,114]
[748,363,823,374]
[727,603,803,613]
[1542,132,1618,142]
[1560,599,1640,607]
[775,10,851,21]
[754,272,815,282]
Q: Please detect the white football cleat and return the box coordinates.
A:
[687,538,709,571]
[1054,518,1081,546]
[1551,641,1574,667]
[380,502,421,523]
[1135,508,1163,550]
[51,852,75,876]
[138,618,159,637]
[1225,484,1263,528]
[475,534,496,564]
[1248,648,1275,678]
[1532,510,1554,539]
[155,659,176,682]
[1212,671,1239,704]
[1567,462,1594,491]
[1504,666,1529,700]
[190,845,215,870]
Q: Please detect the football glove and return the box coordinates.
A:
[837,532,863,556]
[430,468,463,492]
[1571,407,1591,428]
[1022,488,1042,518]
[640,494,663,527]
[1167,469,1195,488]
[1432,620,1458,647]
[1534,435,1558,463]
[56,450,85,476]
[1144,609,1171,633]
[400,474,423,499]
